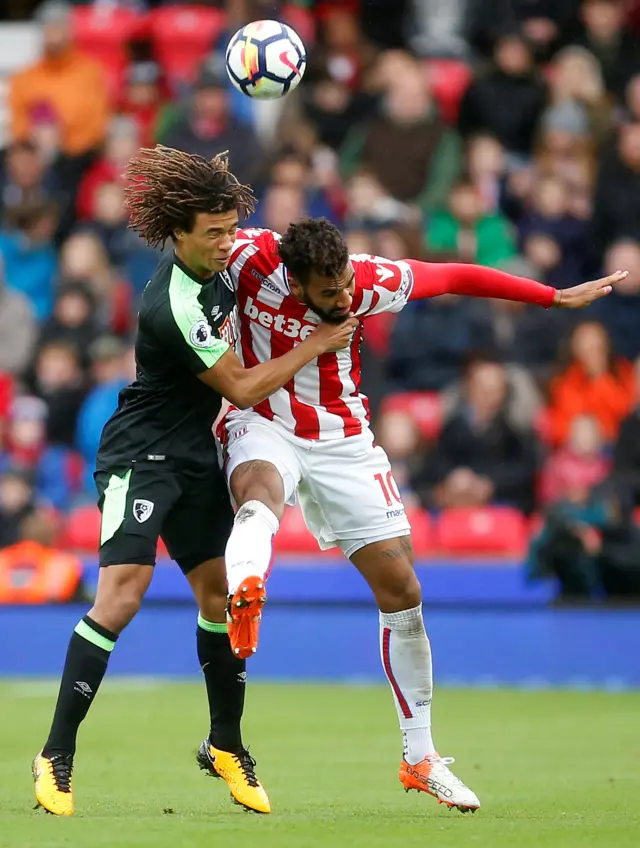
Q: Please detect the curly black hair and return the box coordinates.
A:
[124,146,256,249]
[278,218,349,284]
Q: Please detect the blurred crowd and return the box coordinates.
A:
[2,0,640,597]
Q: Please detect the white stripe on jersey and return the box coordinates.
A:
[249,321,299,432]
[227,230,413,441]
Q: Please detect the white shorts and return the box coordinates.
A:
[221,412,411,558]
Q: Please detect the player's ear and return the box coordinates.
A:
[173,228,185,243]
[288,274,303,297]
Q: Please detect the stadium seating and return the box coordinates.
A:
[424,59,472,124]
[72,6,149,98]
[436,506,529,556]
[149,6,227,86]
[274,505,322,554]
[379,391,444,441]
[60,504,101,553]
[61,503,170,557]
[406,507,434,555]
[0,371,13,418]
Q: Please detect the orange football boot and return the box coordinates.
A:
[399,753,480,813]
[227,575,267,659]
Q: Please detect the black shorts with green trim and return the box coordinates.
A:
[94,459,234,574]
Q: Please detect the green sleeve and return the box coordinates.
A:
[417,129,463,216]
[152,266,229,375]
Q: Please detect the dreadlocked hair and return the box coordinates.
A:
[278,218,349,284]
[124,146,257,249]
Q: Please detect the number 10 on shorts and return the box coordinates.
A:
[374,471,402,507]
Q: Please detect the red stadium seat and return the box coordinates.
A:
[406,507,434,556]
[436,506,528,556]
[150,6,227,85]
[62,504,101,553]
[0,371,14,419]
[380,392,444,442]
[62,505,172,559]
[72,7,148,99]
[274,505,320,554]
[424,59,472,124]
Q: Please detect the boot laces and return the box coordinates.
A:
[49,754,73,793]
[235,749,259,788]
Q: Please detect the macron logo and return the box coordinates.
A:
[244,296,315,340]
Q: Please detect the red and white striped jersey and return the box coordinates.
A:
[227,227,414,441]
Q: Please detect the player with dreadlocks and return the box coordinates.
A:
[32,146,356,817]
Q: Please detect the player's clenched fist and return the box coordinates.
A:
[310,317,359,352]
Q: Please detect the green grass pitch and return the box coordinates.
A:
[1,681,639,848]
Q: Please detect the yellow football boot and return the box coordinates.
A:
[196,740,270,813]
[32,751,74,815]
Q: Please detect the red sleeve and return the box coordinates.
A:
[405,260,557,308]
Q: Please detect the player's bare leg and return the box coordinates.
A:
[188,558,270,813]
[225,460,284,657]
[33,564,153,815]
[351,537,480,813]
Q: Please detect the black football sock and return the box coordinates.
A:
[197,615,246,754]
[42,615,118,757]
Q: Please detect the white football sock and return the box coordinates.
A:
[225,500,279,594]
[379,604,435,765]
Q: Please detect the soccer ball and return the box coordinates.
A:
[225,20,306,100]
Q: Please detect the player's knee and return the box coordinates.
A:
[230,461,285,519]
[376,568,422,613]
[197,586,227,622]
[91,590,142,633]
[91,578,147,633]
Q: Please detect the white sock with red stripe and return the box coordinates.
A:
[225,500,279,595]
[379,604,435,765]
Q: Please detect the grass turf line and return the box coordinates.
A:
[1,682,639,848]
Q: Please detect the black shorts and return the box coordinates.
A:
[94,459,234,574]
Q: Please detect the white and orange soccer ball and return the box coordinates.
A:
[225,19,306,99]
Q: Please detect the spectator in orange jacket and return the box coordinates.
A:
[9,1,109,160]
[0,509,82,604]
[547,320,635,446]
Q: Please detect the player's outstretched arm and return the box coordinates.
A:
[403,259,628,308]
[199,318,358,409]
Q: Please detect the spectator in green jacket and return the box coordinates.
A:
[425,179,518,267]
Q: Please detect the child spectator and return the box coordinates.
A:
[76,117,140,222]
[539,414,610,506]
[1,395,82,511]
[426,179,517,266]
[466,134,506,214]
[0,198,58,320]
[58,231,132,336]
[517,175,589,284]
[33,341,86,447]
[36,283,97,368]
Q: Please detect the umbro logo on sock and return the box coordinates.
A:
[237,671,247,683]
[74,681,93,698]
